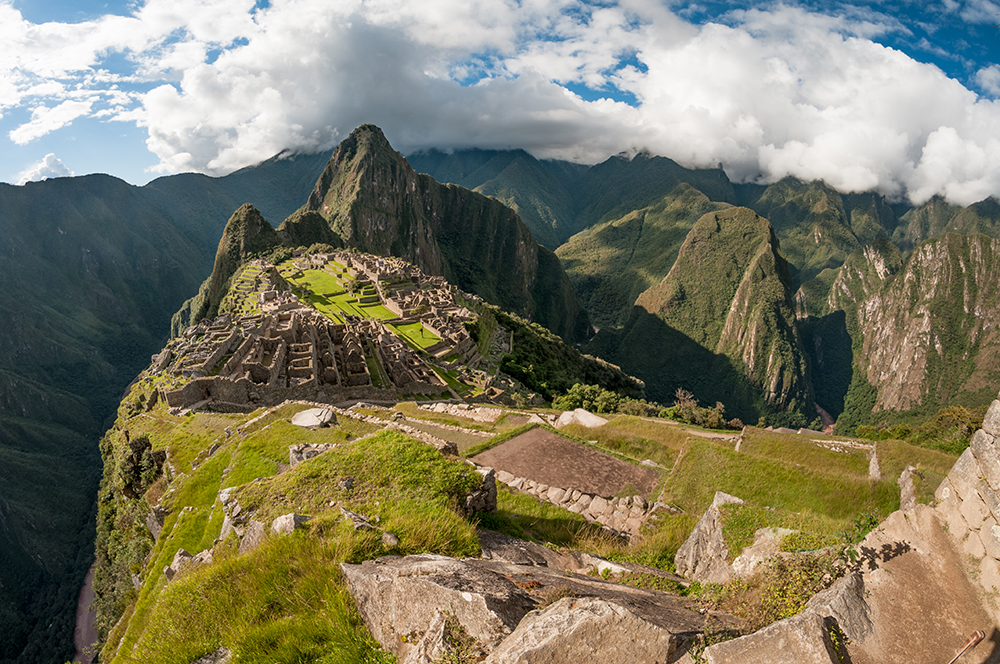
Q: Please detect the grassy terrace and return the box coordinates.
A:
[388,321,441,349]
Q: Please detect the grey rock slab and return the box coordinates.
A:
[674,491,744,584]
[947,448,983,503]
[704,611,839,664]
[290,407,335,429]
[805,572,873,643]
[340,554,535,661]
[587,495,609,519]
[983,400,1000,438]
[238,520,267,555]
[401,611,449,664]
[546,487,565,504]
[730,527,795,578]
[980,516,1000,560]
[484,597,681,664]
[960,489,989,531]
[897,465,918,512]
[477,530,586,570]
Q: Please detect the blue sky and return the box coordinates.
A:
[2,0,1000,205]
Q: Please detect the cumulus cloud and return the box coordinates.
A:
[16,153,74,184]
[4,0,1000,206]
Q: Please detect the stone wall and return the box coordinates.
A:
[492,469,652,538]
[932,395,1000,622]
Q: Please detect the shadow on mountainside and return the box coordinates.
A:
[586,307,767,424]
[798,310,854,421]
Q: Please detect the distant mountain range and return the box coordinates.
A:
[2,126,1000,660]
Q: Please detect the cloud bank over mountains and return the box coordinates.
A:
[2,0,1000,205]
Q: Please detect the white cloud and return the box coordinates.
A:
[9,100,93,144]
[16,153,74,184]
[976,64,1000,96]
[3,0,1000,206]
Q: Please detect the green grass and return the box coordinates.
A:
[365,344,390,389]
[388,321,441,349]
[662,436,898,524]
[718,503,841,560]
[431,366,466,394]
[560,415,688,467]
[106,430,484,664]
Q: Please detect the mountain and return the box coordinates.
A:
[797,233,1000,429]
[555,183,732,329]
[295,125,590,342]
[0,155,328,663]
[408,148,736,248]
[734,178,899,286]
[589,207,814,424]
[405,148,585,249]
[892,195,1000,251]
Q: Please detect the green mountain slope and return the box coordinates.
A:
[406,149,584,249]
[409,148,736,248]
[590,207,813,424]
[893,195,1000,251]
[735,178,898,286]
[556,183,731,328]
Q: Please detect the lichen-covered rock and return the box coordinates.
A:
[675,491,744,584]
[401,611,449,664]
[483,597,680,664]
[897,465,918,512]
[190,646,231,664]
[729,527,795,578]
[704,611,839,664]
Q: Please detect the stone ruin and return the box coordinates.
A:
[158,306,451,412]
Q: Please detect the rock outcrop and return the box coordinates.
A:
[342,537,724,663]
[340,555,536,661]
[674,491,744,583]
[484,596,682,664]
[701,611,839,664]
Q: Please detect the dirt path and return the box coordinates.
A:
[472,427,659,497]
[73,566,98,664]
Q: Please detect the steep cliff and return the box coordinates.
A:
[798,234,1000,425]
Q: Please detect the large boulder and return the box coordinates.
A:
[703,611,839,664]
[554,408,608,429]
[484,597,681,664]
[340,555,535,661]
[804,572,872,643]
[271,513,311,534]
[675,492,744,583]
[290,407,335,429]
